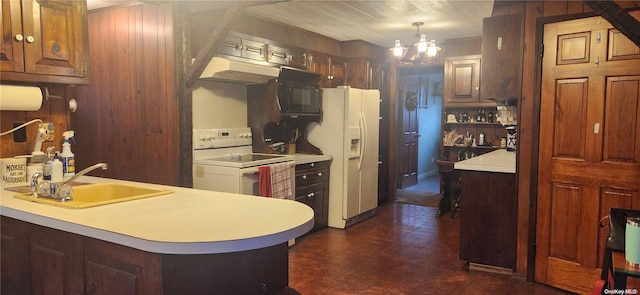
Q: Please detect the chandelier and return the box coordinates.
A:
[391,22,441,65]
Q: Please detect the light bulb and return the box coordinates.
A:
[427,40,437,57]
[393,40,403,57]
[418,34,427,53]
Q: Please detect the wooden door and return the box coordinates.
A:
[536,13,640,294]
[400,77,419,188]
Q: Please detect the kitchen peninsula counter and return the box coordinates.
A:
[453,149,516,173]
[454,149,517,272]
[1,177,314,294]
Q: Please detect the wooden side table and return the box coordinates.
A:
[613,251,640,290]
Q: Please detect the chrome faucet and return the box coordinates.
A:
[30,163,108,202]
[64,163,108,186]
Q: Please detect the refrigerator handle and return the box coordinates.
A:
[358,111,367,171]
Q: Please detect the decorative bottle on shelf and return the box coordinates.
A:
[488,111,494,123]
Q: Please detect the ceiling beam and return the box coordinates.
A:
[183,1,285,88]
[184,6,241,89]
[583,1,640,47]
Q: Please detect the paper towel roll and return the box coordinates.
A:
[0,85,43,111]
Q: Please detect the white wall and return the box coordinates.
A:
[192,81,247,128]
[417,73,443,179]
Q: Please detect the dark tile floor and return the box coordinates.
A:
[286,203,576,295]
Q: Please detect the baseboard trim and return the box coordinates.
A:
[469,263,514,276]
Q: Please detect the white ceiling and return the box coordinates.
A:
[87,0,494,49]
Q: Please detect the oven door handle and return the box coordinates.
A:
[241,162,295,175]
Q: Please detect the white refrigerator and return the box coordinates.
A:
[307,86,379,229]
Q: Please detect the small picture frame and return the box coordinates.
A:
[432,81,443,97]
[419,77,429,109]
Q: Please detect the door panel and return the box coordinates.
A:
[603,76,640,163]
[608,29,640,61]
[552,79,588,159]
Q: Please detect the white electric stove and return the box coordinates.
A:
[193,128,295,197]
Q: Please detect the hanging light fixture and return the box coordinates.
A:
[390,22,441,65]
[393,39,404,57]
[427,39,438,57]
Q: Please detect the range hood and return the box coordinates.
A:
[200,57,279,84]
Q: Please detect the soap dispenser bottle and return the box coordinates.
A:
[43,146,55,181]
[60,131,75,179]
[51,153,63,182]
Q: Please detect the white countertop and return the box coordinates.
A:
[292,153,332,165]
[453,149,516,173]
[1,176,314,255]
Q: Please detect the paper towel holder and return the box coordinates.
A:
[43,86,63,100]
[43,86,77,112]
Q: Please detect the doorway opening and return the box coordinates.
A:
[395,66,444,205]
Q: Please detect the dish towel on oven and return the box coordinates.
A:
[258,166,272,197]
[270,163,292,199]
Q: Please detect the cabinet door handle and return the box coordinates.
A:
[302,175,307,179]
[310,163,315,167]
[25,36,35,43]
[307,192,315,197]
[15,34,24,41]
[317,172,322,177]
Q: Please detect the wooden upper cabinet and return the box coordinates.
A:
[240,38,266,62]
[309,52,346,88]
[330,56,346,87]
[346,57,382,89]
[266,44,307,69]
[218,34,265,61]
[444,55,482,105]
[1,0,90,84]
[480,14,524,102]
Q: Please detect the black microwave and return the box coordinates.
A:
[277,81,322,114]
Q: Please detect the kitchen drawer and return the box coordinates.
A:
[295,161,329,187]
[295,183,328,230]
[295,169,327,187]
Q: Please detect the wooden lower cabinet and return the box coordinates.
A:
[459,170,516,270]
[1,216,289,295]
[295,160,330,232]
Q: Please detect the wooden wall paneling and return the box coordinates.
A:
[508,2,526,14]
[0,111,28,157]
[520,0,544,280]
[617,1,640,9]
[342,40,386,59]
[442,37,482,58]
[72,3,177,186]
[567,1,586,14]
[491,0,512,16]
[543,1,568,17]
